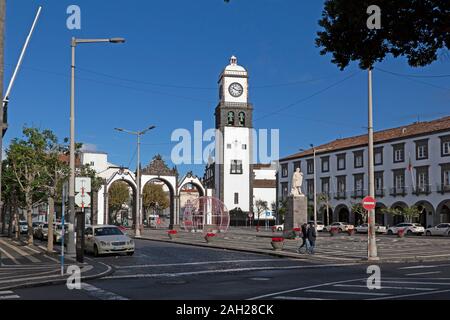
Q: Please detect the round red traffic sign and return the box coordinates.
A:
[362,196,376,210]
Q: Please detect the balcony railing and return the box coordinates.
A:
[334,191,347,200]
[437,184,450,194]
[412,185,431,196]
[390,187,408,197]
[375,189,385,197]
[351,190,364,199]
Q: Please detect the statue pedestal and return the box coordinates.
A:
[283,195,308,238]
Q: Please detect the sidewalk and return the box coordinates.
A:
[136,227,450,264]
[0,235,112,290]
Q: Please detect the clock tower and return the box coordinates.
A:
[214,56,253,213]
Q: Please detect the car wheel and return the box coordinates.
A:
[407,230,413,236]
[387,230,393,235]
[93,245,99,257]
[277,228,282,231]
[426,231,431,236]
[126,252,134,256]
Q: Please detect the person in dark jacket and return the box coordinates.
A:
[307,222,317,254]
[297,223,309,253]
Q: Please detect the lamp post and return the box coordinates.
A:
[367,68,379,261]
[115,126,156,237]
[300,145,332,229]
[67,37,125,255]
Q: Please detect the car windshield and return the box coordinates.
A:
[94,227,123,237]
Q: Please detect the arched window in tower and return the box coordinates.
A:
[227,112,235,125]
[239,112,246,126]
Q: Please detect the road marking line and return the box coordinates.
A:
[247,278,365,300]
[81,283,128,300]
[0,247,20,265]
[333,284,435,291]
[0,291,13,295]
[370,288,450,300]
[113,258,295,269]
[306,289,388,296]
[0,295,20,300]
[106,263,358,280]
[380,280,450,286]
[399,265,439,270]
[405,271,442,276]
[274,296,332,300]
[0,240,40,263]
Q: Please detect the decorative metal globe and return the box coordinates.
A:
[182,196,230,236]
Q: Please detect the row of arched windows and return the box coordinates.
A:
[227,111,246,126]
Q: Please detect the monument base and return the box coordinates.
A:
[283,195,308,238]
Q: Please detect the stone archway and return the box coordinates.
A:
[375,202,387,226]
[141,155,178,228]
[319,205,333,226]
[334,204,350,223]
[415,200,435,228]
[436,200,450,224]
[391,201,408,225]
[142,178,174,229]
[178,172,205,223]
[107,180,136,227]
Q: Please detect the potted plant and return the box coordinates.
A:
[204,232,217,243]
[293,227,301,239]
[347,228,355,236]
[271,237,284,251]
[330,226,339,236]
[271,226,276,233]
[168,230,178,240]
[397,228,406,238]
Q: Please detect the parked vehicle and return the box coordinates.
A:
[273,224,284,231]
[84,225,135,257]
[387,223,425,236]
[19,221,28,234]
[309,221,325,232]
[54,224,68,243]
[425,223,450,237]
[34,223,50,240]
[325,222,354,232]
[355,223,387,234]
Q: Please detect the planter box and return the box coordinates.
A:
[205,235,216,243]
[347,229,355,236]
[271,241,284,251]
[168,233,177,240]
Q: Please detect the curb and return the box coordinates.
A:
[136,235,450,265]
[0,261,114,291]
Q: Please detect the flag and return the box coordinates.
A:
[407,153,416,190]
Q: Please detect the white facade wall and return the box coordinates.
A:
[81,152,108,173]
[222,126,251,212]
[254,168,276,180]
[278,130,450,227]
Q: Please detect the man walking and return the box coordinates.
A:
[307,222,317,254]
[297,223,309,253]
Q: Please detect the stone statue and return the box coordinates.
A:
[290,168,304,197]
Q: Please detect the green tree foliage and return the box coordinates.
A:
[142,183,169,215]
[382,205,422,223]
[6,127,57,244]
[108,181,130,224]
[316,0,450,70]
[351,202,367,224]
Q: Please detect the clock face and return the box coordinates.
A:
[228,82,244,97]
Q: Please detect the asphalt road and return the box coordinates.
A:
[10,239,450,300]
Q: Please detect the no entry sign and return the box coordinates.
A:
[362,196,376,210]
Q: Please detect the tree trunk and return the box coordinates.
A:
[1,201,5,234]
[26,194,33,245]
[14,210,19,240]
[7,205,13,237]
[47,195,54,253]
[92,190,98,225]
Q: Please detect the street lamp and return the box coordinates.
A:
[67,37,125,256]
[115,125,156,237]
[300,145,332,230]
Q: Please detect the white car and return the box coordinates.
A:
[309,221,325,232]
[425,223,450,237]
[273,224,284,231]
[85,225,135,257]
[387,223,425,236]
[355,223,387,234]
[19,221,28,234]
[325,222,354,232]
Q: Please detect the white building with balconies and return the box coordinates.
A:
[277,116,450,228]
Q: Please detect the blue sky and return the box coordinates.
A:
[4,0,450,175]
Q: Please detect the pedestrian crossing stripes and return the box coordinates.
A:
[0,290,20,300]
